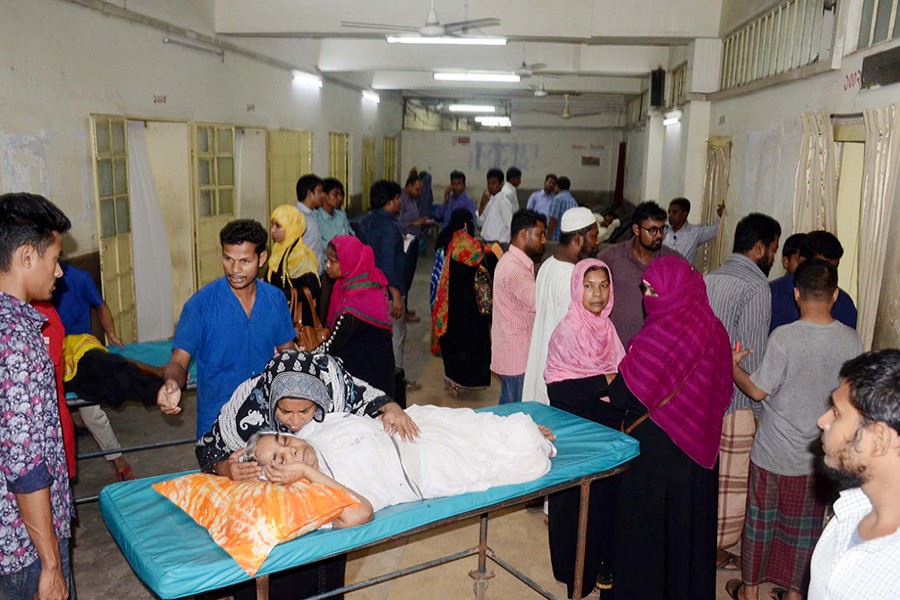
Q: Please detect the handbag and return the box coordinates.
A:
[621,378,686,434]
[289,287,330,350]
[473,265,493,316]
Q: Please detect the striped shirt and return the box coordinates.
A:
[490,245,536,376]
[662,219,720,264]
[705,253,771,416]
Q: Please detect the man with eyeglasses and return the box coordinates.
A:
[598,201,682,347]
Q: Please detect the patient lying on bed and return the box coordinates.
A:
[244,404,557,514]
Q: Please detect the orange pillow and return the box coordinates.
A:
[153,473,359,576]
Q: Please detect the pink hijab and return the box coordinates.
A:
[326,235,392,331]
[544,259,626,385]
[618,255,732,469]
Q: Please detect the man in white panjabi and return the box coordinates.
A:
[522,207,601,405]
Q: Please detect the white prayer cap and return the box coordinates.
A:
[560,207,596,233]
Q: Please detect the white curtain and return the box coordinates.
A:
[857,104,900,349]
[127,122,174,341]
[793,112,838,234]
[697,137,731,274]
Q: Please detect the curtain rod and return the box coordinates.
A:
[830,112,864,119]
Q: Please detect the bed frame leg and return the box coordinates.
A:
[572,479,591,600]
[256,574,269,600]
[468,513,495,599]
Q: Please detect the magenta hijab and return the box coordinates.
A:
[544,259,626,385]
[617,255,732,469]
[326,235,392,331]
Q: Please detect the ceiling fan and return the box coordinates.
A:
[561,94,573,119]
[515,61,547,78]
[513,43,546,78]
[342,0,500,37]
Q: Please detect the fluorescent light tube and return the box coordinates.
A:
[387,36,507,46]
[475,116,511,127]
[449,104,496,113]
[292,70,323,88]
[663,109,682,126]
[362,90,380,103]
[433,72,520,83]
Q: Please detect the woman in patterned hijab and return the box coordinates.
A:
[196,350,418,479]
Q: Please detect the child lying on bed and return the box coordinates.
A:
[244,404,557,515]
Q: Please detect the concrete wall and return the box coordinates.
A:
[0,0,403,257]
[708,40,900,348]
[400,128,624,197]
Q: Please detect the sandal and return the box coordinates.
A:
[116,465,137,482]
[725,579,744,600]
[769,587,789,600]
[716,550,741,571]
[443,377,461,397]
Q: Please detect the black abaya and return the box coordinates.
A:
[610,375,718,600]
[439,259,491,387]
[547,375,620,599]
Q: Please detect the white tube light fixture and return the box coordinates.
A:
[449,104,496,113]
[362,90,380,104]
[475,116,511,127]
[433,72,520,83]
[387,35,507,46]
[663,109,682,126]
[292,70,323,88]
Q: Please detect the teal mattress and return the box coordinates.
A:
[99,402,639,599]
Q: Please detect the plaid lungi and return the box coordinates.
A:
[717,408,755,549]
[741,462,827,593]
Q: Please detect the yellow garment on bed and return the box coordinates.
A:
[153,473,359,576]
[62,334,107,382]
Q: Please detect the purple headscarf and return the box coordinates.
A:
[617,256,732,468]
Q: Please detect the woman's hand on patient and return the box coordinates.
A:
[379,402,420,441]
[215,449,261,481]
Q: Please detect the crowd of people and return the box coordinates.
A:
[2,170,900,600]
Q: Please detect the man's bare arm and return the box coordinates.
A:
[97,303,123,348]
[157,349,191,415]
[17,488,67,600]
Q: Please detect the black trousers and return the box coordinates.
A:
[547,378,620,599]
[402,241,419,310]
[231,554,346,600]
[64,350,161,407]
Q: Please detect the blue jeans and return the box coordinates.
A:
[498,374,525,405]
[0,538,73,600]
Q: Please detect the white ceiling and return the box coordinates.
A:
[211,0,726,123]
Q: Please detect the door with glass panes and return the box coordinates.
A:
[90,115,137,343]
[193,125,236,288]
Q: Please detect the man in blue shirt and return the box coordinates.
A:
[434,170,476,229]
[157,219,297,447]
[52,261,123,346]
[358,180,409,384]
[296,174,327,273]
[52,259,141,481]
[526,173,558,220]
[546,176,578,241]
[770,230,857,332]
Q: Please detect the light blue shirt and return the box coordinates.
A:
[316,207,354,247]
[526,190,555,219]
